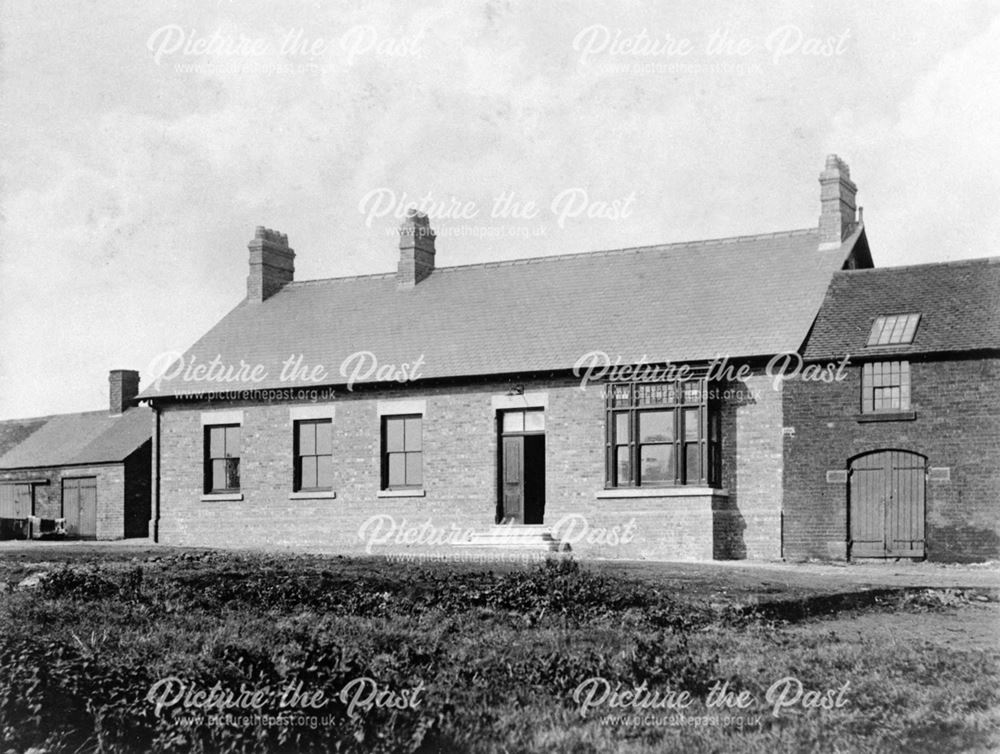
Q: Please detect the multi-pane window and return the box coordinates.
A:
[867,314,920,346]
[861,361,911,412]
[381,415,422,490]
[205,425,241,493]
[294,419,332,491]
[605,380,718,487]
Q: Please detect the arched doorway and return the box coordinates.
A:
[849,450,926,558]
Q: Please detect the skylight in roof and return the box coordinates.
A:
[867,314,921,346]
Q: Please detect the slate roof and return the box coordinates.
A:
[0,417,49,458]
[142,226,864,398]
[803,256,1000,360]
[0,407,152,470]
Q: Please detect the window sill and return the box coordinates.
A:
[597,487,728,499]
[289,490,337,500]
[201,492,243,501]
[377,489,426,498]
[855,411,916,423]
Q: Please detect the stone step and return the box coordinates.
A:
[455,525,571,552]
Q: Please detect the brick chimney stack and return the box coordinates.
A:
[247,226,295,302]
[397,209,436,288]
[109,369,140,415]
[818,154,858,249]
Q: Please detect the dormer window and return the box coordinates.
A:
[867,314,920,346]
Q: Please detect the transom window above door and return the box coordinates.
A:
[502,409,545,433]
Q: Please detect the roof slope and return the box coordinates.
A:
[0,417,49,458]
[143,227,860,397]
[804,257,1000,360]
[0,407,152,470]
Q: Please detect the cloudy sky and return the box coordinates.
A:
[1,1,998,418]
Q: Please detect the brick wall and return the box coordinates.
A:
[717,373,784,559]
[783,356,1000,562]
[154,371,785,560]
[0,463,129,539]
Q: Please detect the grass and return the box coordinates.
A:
[0,550,997,753]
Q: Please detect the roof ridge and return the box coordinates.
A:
[837,255,1000,275]
[287,271,396,287]
[436,227,819,272]
[0,414,61,425]
[0,407,149,424]
[287,227,819,287]
[0,409,107,424]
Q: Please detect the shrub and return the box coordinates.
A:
[40,565,144,603]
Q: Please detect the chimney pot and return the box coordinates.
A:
[109,369,140,414]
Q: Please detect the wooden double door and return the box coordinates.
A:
[849,450,925,558]
[499,409,546,524]
[63,477,98,539]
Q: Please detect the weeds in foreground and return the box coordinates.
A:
[0,557,996,754]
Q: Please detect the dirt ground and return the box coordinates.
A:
[1,540,998,593]
[600,557,1000,590]
[787,602,1000,653]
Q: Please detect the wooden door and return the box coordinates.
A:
[63,478,98,539]
[501,436,524,523]
[849,451,925,558]
[885,452,925,557]
[0,484,31,518]
[62,480,80,535]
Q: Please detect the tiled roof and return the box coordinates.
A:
[142,227,862,397]
[0,407,151,470]
[803,257,1000,360]
[0,417,49,458]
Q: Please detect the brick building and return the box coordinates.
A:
[0,371,152,539]
[783,259,1000,562]
[142,155,902,560]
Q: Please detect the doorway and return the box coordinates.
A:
[62,477,98,539]
[849,450,926,558]
[498,409,545,524]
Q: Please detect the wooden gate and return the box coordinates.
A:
[849,450,925,558]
